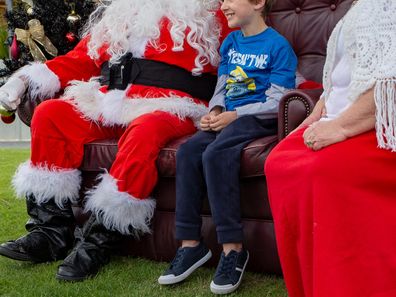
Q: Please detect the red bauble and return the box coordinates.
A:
[1,113,16,124]
[10,35,20,60]
[66,32,77,43]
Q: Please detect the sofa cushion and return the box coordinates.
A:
[81,139,119,172]
[81,134,278,178]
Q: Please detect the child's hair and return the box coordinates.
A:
[249,0,276,19]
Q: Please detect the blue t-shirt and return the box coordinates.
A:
[218,28,297,111]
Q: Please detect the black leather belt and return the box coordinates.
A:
[100,53,217,101]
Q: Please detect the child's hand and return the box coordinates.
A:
[210,111,237,131]
[200,114,212,131]
[200,107,222,131]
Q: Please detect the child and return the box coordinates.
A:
[158,0,297,294]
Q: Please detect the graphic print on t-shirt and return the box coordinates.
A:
[227,48,269,70]
[226,66,257,99]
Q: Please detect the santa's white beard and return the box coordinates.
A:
[85,0,221,74]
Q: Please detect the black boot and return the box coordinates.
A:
[56,214,124,281]
[0,195,75,263]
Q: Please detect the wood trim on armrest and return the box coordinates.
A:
[278,89,323,140]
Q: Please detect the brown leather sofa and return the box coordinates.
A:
[17,0,354,275]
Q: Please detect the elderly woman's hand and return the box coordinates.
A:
[303,120,347,151]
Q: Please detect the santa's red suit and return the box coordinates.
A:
[0,0,231,281]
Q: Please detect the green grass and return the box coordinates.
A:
[0,148,287,297]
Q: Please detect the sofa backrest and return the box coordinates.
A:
[268,0,354,83]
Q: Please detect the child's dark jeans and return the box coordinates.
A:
[175,115,277,244]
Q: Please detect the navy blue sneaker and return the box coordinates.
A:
[210,249,249,294]
[158,242,212,285]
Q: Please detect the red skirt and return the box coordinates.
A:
[265,128,396,297]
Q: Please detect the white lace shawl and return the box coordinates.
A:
[322,0,396,151]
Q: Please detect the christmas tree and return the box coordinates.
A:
[0,0,97,80]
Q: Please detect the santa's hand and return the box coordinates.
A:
[0,76,27,111]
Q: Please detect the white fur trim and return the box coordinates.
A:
[15,63,61,101]
[84,173,156,236]
[12,161,81,208]
[101,89,207,127]
[62,79,103,122]
[64,81,208,127]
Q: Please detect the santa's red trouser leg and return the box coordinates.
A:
[84,110,196,235]
[12,99,124,207]
[13,100,196,235]
[265,128,396,297]
[52,109,194,281]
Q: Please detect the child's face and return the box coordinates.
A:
[220,0,263,29]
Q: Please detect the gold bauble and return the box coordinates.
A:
[26,7,34,15]
[66,11,81,25]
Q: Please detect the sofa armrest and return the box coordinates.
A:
[16,93,41,127]
[277,89,323,140]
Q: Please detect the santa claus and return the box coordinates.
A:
[0,0,230,281]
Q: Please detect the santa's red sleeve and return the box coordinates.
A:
[45,37,103,89]
[15,36,103,101]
